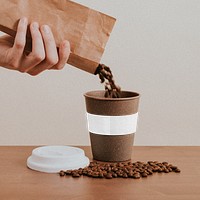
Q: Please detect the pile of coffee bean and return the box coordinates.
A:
[59,161,181,179]
[95,64,121,98]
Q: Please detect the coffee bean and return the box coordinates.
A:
[147,169,153,175]
[112,167,118,172]
[65,170,72,175]
[118,163,124,168]
[106,173,113,179]
[83,170,88,175]
[112,173,118,178]
[116,170,120,174]
[171,166,178,170]
[59,161,180,179]
[77,170,83,175]
[147,161,154,165]
[87,172,93,177]
[99,172,104,178]
[119,173,124,177]
[89,162,95,167]
[174,168,181,173]
[167,167,173,172]
[153,166,159,172]
[103,171,108,176]
[99,73,105,83]
[141,172,148,177]
[162,162,168,166]
[157,168,163,173]
[128,173,134,178]
[110,163,116,167]
[164,169,169,173]
[123,168,129,174]
[72,173,80,177]
[59,170,65,177]
[92,172,99,178]
[122,173,128,178]
[158,163,163,167]
[133,173,141,179]
[107,167,112,172]
[95,64,121,98]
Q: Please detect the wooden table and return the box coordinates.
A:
[0,146,199,200]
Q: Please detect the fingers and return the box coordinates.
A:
[9,17,28,69]
[41,25,58,66]
[27,25,60,76]
[13,17,28,55]
[10,18,70,76]
[19,22,45,72]
[50,40,70,70]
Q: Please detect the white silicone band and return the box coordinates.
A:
[86,112,138,135]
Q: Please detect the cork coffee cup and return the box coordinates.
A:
[84,90,140,162]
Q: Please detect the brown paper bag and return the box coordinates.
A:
[0,0,116,74]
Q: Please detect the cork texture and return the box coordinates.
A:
[90,133,134,162]
[84,91,140,116]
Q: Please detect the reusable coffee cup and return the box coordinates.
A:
[84,90,140,162]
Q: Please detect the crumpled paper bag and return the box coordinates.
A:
[0,0,116,74]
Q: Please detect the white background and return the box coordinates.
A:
[0,0,199,145]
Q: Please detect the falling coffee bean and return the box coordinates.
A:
[95,64,121,98]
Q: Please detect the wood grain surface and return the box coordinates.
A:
[0,146,199,200]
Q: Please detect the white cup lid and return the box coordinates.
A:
[27,146,90,173]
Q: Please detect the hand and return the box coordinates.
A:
[0,17,70,76]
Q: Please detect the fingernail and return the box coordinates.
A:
[63,41,70,49]
[32,22,39,30]
[20,17,27,25]
[42,25,50,34]
[63,41,68,48]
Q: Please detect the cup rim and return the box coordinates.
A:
[84,90,140,101]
